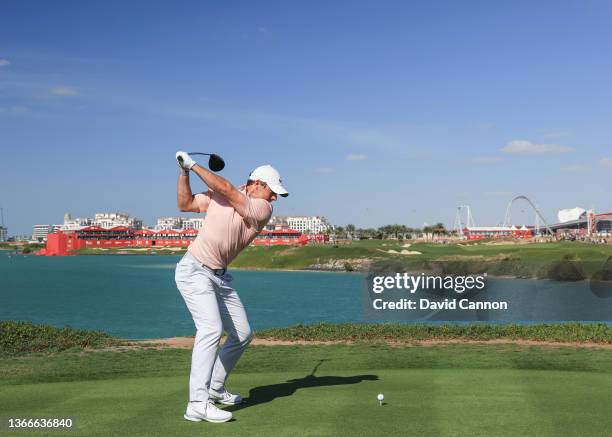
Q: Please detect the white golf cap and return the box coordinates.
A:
[248,165,289,197]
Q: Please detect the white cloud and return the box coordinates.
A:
[0,58,9,66]
[560,165,591,173]
[500,140,574,155]
[48,86,79,96]
[346,154,367,161]
[315,167,333,173]
[469,156,503,164]
[600,158,612,169]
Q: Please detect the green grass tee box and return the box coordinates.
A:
[2,344,612,437]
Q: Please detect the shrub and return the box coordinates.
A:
[256,322,612,343]
[547,256,586,281]
[0,321,122,355]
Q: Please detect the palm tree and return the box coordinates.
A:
[346,224,356,240]
[322,226,333,244]
[432,222,448,235]
[363,227,377,240]
[422,223,448,240]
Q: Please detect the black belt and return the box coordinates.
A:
[203,264,227,277]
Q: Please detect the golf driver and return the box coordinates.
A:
[178,152,225,172]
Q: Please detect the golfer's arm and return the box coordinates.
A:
[176,174,201,212]
[191,164,248,211]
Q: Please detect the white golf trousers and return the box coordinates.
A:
[175,252,253,402]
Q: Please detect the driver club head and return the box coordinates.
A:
[208,154,225,172]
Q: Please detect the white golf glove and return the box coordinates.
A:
[176,151,196,175]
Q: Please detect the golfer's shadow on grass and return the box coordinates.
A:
[227,360,378,411]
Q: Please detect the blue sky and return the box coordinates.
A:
[1,0,611,235]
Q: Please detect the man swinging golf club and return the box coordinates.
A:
[174,150,288,423]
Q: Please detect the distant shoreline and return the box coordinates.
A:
[34,241,611,283]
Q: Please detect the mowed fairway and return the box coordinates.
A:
[2,344,612,436]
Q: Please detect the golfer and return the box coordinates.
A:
[174,151,288,423]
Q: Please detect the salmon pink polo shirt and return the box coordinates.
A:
[187,189,273,269]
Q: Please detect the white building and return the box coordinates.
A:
[32,224,52,242]
[156,217,183,231]
[265,216,289,230]
[274,216,331,234]
[93,212,142,230]
[0,226,7,242]
[60,212,93,231]
[182,218,205,231]
[558,207,587,223]
[59,212,139,231]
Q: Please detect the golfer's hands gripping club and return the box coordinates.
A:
[176,151,196,175]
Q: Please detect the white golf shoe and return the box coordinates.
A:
[184,401,232,423]
[209,388,243,405]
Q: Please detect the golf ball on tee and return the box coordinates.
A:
[377,393,384,401]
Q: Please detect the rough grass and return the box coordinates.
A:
[257,322,612,344]
[3,322,612,359]
[0,321,123,355]
[233,241,612,274]
[70,241,612,277]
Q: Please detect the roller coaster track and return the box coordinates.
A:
[502,195,553,235]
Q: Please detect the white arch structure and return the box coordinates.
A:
[502,195,553,235]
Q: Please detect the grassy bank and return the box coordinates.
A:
[74,241,612,275]
[0,242,44,253]
[234,241,612,281]
[0,321,122,355]
[234,240,612,265]
[257,322,612,344]
[3,322,612,359]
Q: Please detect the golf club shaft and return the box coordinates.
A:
[181,151,225,172]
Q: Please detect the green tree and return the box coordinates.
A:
[346,224,356,239]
